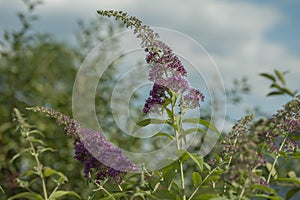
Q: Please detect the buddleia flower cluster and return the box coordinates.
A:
[27,107,137,182]
[252,96,300,154]
[98,10,204,114]
[221,115,267,189]
[220,96,300,195]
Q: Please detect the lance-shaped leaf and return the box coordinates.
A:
[186,151,204,172]
[49,191,81,200]
[192,172,202,187]
[274,69,286,85]
[274,177,300,185]
[182,118,221,136]
[132,118,166,134]
[180,128,206,139]
[260,73,276,81]
[7,192,44,200]
[151,132,175,141]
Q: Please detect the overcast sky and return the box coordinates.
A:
[1,0,300,121]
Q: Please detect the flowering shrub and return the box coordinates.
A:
[3,9,300,200]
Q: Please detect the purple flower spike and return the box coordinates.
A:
[148,63,165,81]
[77,127,137,179]
[97,11,205,114]
[28,107,137,182]
[184,88,205,109]
[157,75,190,93]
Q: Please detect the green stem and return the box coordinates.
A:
[172,100,186,200]
[223,136,238,194]
[179,161,186,200]
[101,187,116,200]
[238,187,245,200]
[266,136,288,184]
[96,181,116,200]
[30,142,48,200]
[48,186,59,200]
[188,168,218,200]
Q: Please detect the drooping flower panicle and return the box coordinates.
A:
[98,10,204,114]
[27,107,137,182]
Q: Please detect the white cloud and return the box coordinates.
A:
[83,0,299,114]
[2,0,299,116]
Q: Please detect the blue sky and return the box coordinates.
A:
[261,0,300,55]
[1,0,299,126]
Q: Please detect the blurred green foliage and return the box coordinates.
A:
[0,0,124,198]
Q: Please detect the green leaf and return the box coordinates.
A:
[290,151,300,159]
[254,194,283,200]
[270,83,283,90]
[163,168,176,188]
[176,149,190,162]
[26,137,47,146]
[88,188,99,200]
[153,189,178,199]
[267,91,284,96]
[136,118,166,127]
[250,184,278,194]
[181,128,206,139]
[165,107,173,119]
[151,132,175,141]
[254,169,263,176]
[182,118,220,136]
[132,118,166,133]
[192,172,202,187]
[44,167,59,177]
[10,149,29,163]
[21,169,36,178]
[7,192,44,200]
[161,162,178,187]
[38,147,56,154]
[260,73,276,81]
[275,69,286,85]
[186,151,203,172]
[49,191,81,200]
[203,162,211,171]
[203,175,220,183]
[191,194,220,200]
[43,167,67,183]
[286,188,300,200]
[57,176,68,185]
[28,130,45,137]
[275,177,300,185]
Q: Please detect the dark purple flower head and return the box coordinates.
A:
[143,83,167,114]
[28,107,137,182]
